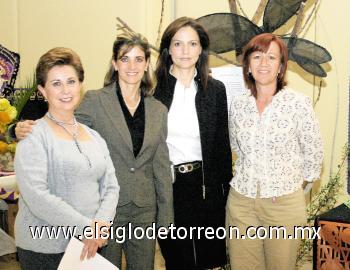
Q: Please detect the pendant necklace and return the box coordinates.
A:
[46,112,92,168]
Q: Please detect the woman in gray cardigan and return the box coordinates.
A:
[15,36,174,270]
[14,47,120,270]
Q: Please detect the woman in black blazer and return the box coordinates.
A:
[154,17,232,270]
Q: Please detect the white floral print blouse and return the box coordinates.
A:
[228,88,323,198]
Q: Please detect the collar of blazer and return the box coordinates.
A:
[99,82,154,159]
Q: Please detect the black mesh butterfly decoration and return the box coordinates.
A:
[0,44,20,98]
[196,0,331,77]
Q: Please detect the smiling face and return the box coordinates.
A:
[38,65,81,114]
[169,26,202,73]
[248,41,282,90]
[113,45,149,89]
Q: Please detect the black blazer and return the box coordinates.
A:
[154,74,233,198]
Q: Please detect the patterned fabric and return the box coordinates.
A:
[0,44,20,98]
[317,220,350,270]
[229,88,323,198]
[0,188,18,201]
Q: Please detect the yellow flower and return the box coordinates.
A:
[0,111,11,125]
[0,141,8,154]
[0,98,17,125]
[0,98,10,111]
[7,143,16,153]
[5,106,17,121]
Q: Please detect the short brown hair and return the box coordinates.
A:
[36,47,84,87]
[242,33,288,98]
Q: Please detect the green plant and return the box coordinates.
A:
[11,73,37,121]
[296,143,350,267]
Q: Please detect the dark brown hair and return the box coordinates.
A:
[242,33,288,98]
[104,35,155,96]
[36,47,84,87]
[156,17,210,90]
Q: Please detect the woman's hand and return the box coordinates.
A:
[80,238,100,260]
[15,120,36,140]
[80,219,110,260]
[92,219,111,247]
[303,181,313,194]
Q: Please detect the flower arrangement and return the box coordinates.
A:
[0,98,17,173]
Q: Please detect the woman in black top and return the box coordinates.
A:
[154,17,232,270]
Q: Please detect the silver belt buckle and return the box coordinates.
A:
[178,163,194,173]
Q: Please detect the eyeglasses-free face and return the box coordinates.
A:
[113,45,149,89]
[169,26,202,73]
[38,65,82,114]
[249,41,282,90]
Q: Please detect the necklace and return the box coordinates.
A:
[46,112,92,168]
[45,114,77,126]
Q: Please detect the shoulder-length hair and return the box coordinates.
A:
[242,33,288,98]
[104,35,155,96]
[156,17,210,91]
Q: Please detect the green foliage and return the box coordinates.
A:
[296,143,350,267]
[12,73,37,121]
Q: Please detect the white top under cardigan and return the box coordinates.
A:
[228,88,323,198]
[14,118,119,253]
[167,67,202,165]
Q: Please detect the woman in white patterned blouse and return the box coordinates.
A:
[226,33,323,270]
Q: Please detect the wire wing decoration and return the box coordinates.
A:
[196,0,331,77]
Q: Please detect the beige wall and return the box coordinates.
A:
[0,0,169,89]
[1,0,349,201]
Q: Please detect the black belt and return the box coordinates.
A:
[174,161,202,174]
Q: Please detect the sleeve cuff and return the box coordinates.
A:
[76,216,92,237]
[7,123,17,140]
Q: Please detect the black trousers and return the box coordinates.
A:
[17,247,64,270]
[158,168,227,270]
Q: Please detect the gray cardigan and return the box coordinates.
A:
[14,118,119,253]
